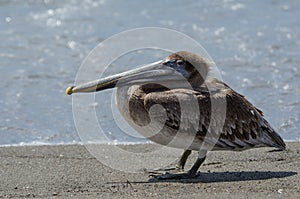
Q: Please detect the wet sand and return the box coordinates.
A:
[0,142,299,198]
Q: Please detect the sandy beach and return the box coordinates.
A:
[1,142,299,198]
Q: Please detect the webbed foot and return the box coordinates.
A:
[143,166,182,175]
[149,171,199,180]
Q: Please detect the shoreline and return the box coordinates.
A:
[0,139,298,148]
[1,142,299,198]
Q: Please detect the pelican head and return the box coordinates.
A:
[66,51,211,95]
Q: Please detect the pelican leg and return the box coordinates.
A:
[176,149,192,171]
[150,150,207,180]
[144,150,192,174]
[187,150,207,176]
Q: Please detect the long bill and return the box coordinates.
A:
[66,60,180,95]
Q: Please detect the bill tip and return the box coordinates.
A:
[66,86,74,95]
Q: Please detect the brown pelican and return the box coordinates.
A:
[66,51,286,179]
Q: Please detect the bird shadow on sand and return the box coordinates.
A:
[145,171,297,183]
[106,171,297,185]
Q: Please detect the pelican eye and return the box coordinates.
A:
[163,59,184,68]
[176,60,184,66]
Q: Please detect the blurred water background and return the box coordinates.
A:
[0,0,299,146]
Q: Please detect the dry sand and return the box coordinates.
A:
[0,142,299,198]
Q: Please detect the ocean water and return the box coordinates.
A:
[0,0,299,146]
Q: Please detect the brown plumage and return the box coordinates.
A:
[127,79,285,151]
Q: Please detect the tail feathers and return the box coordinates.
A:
[261,125,286,150]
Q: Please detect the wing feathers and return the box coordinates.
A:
[142,85,285,151]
